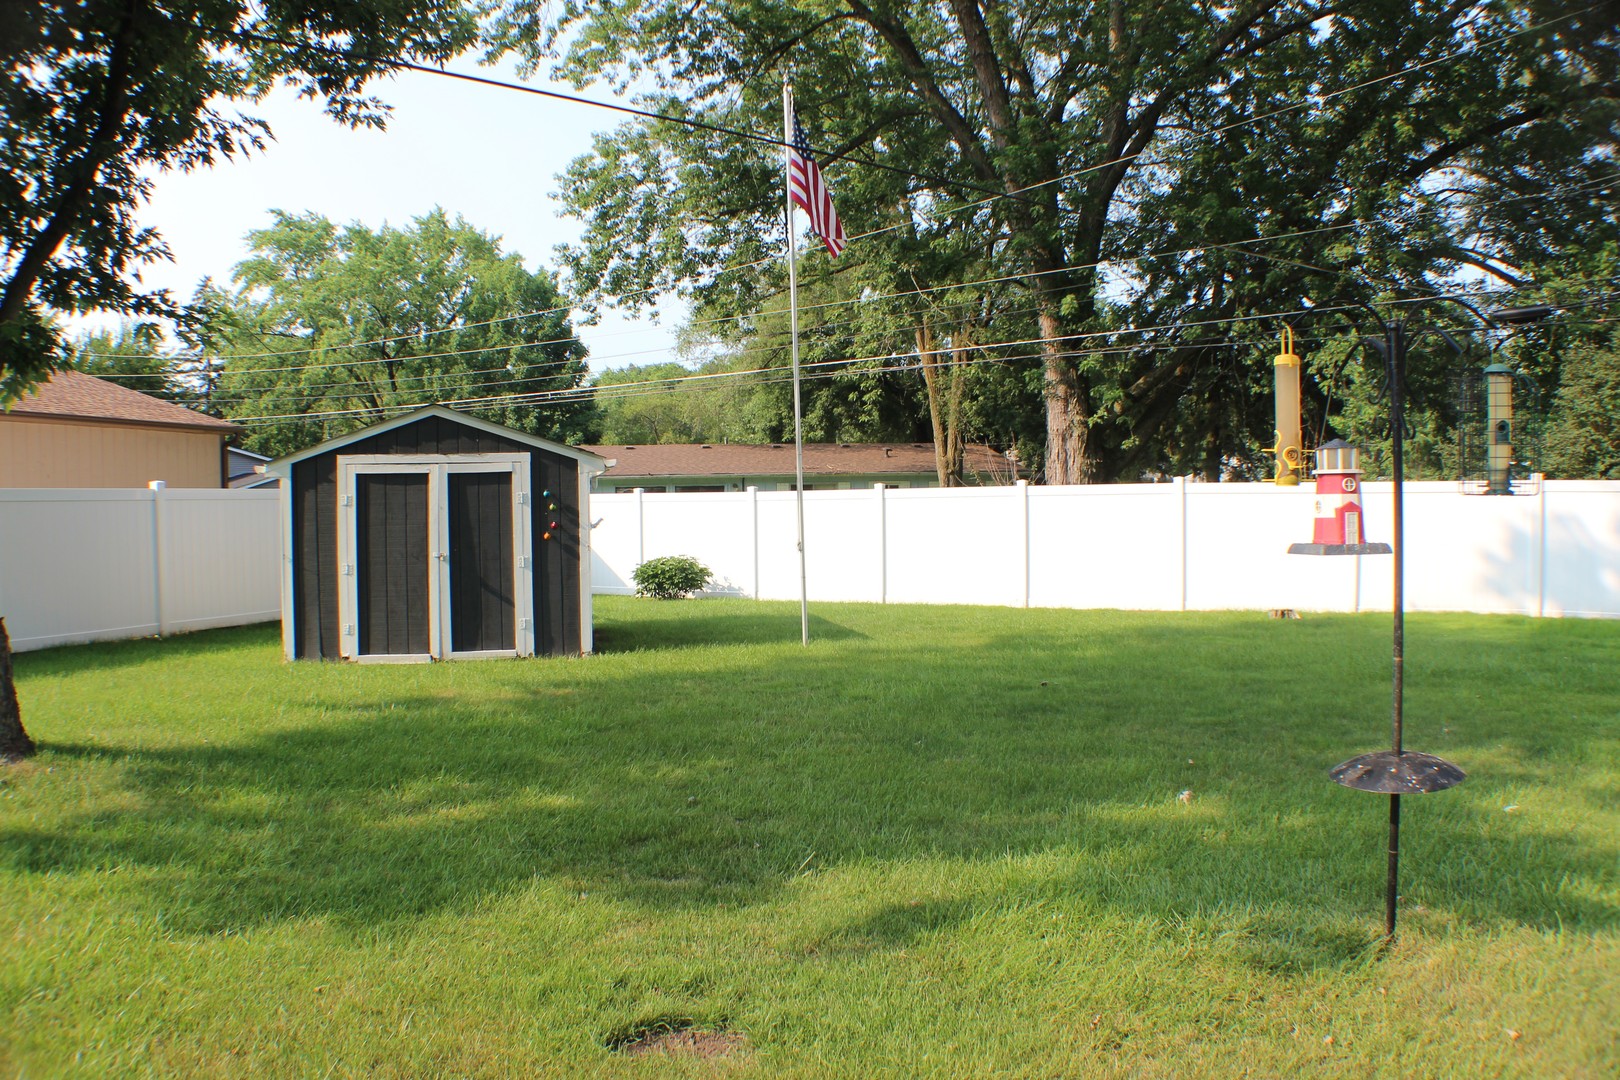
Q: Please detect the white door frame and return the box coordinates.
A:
[336,454,534,661]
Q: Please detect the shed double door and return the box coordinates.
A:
[338,456,533,661]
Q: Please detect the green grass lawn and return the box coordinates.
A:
[2,598,1616,1077]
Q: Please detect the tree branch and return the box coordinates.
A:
[842,0,1000,183]
[947,0,1016,148]
[0,0,142,328]
[1446,246,1529,286]
[744,13,860,84]
[1402,107,1551,181]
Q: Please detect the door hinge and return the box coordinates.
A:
[519,492,530,505]
[342,563,354,576]
[519,618,531,630]
[519,556,531,569]
[344,624,355,636]
[340,494,353,506]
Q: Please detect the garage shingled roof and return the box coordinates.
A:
[6,371,242,434]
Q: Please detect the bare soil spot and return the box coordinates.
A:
[609,1018,748,1059]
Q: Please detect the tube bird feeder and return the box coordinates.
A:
[1484,363,1514,495]
[1272,328,1304,486]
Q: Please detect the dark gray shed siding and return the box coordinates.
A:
[290,414,582,658]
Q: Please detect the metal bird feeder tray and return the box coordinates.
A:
[1331,750,1466,794]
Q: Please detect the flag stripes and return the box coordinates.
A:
[786,111,846,258]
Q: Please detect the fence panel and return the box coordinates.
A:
[885,487,1021,607]
[10,476,1606,657]
[1028,484,1182,610]
[1185,483,1363,613]
[155,489,281,634]
[1544,482,1620,617]
[589,480,1620,620]
[0,487,280,652]
[643,492,761,598]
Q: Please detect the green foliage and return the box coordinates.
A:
[592,362,715,444]
[631,555,713,599]
[0,0,477,401]
[1543,338,1620,479]
[210,209,599,456]
[67,321,217,411]
[484,0,1618,482]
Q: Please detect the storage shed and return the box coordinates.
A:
[266,407,610,662]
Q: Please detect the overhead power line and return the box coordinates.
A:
[88,0,1611,424]
[88,177,1611,374]
[224,287,1620,425]
[224,26,1045,210]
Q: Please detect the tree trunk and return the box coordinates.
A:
[920,320,952,485]
[1038,307,1100,485]
[943,339,966,485]
[917,322,972,487]
[0,618,36,762]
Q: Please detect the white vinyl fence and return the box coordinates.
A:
[3,480,1615,655]
[0,487,281,652]
[590,479,1620,619]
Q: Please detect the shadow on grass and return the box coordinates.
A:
[593,603,864,652]
[4,613,1615,948]
[8,622,278,678]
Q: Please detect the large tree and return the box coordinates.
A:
[211,209,599,455]
[0,620,32,762]
[489,0,1618,482]
[68,321,212,409]
[0,0,477,404]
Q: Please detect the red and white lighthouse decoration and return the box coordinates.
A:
[1288,440,1392,556]
[1313,439,1368,544]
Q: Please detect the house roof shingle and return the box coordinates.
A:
[5,370,241,434]
[582,442,1015,480]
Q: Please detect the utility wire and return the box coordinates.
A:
[89,178,1610,373]
[224,26,1045,210]
[226,287,1620,425]
[119,275,1620,413]
[165,269,1619,410]
[124,2,1603,366]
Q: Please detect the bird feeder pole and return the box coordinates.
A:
[1325,316,1465,942]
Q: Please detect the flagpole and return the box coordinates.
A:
[783,78,810,646]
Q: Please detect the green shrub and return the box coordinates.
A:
[632,555,713,599]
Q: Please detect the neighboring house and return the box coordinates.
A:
[582,442,1020,492]
[228,446,273,488]
[0,371,242,488]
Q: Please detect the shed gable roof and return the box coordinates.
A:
[266,405,608,473]
[5,370,241,433]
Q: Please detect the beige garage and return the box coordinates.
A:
[0,371,241,489]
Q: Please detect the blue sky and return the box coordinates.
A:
[121,58,687,372]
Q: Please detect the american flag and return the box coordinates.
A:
[786,110,847,258]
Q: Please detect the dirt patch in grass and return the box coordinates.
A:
[609,1018,748,1059]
